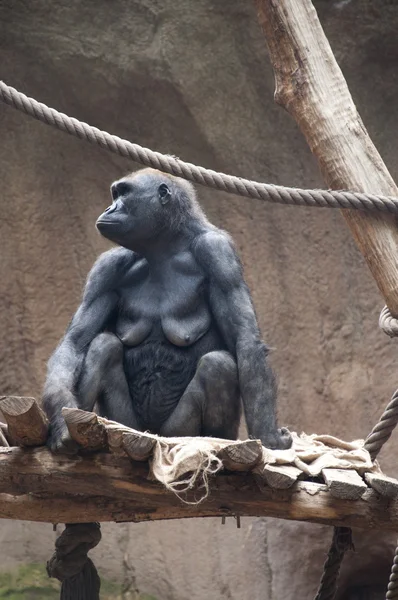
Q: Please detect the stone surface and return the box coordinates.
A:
[1,0,398,598]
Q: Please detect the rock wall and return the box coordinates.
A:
[1,1,398,598]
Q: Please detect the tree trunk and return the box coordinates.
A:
[255,0,398,315]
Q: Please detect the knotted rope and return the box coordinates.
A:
[47,522,101,600]
[2,80,398,213]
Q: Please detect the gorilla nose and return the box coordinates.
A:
[104,203,117,214]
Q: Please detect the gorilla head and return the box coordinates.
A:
[96,168,206,251]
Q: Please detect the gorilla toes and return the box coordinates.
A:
[47,425,79,455]
[261,427,293,450]
[277,427,293,449]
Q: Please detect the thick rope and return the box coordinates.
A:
[387,546,398,599]
[380,306,398,338]
[47,522,101,600]
[364,388,398,462]
[375,306,398,600]
[314,527,353,600]
[2,81,398,213]
[364,307,398,461]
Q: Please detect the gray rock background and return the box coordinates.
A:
[1,1,398,598]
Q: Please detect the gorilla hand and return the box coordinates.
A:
[43,388,79,455]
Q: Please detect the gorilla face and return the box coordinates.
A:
[96,172,171,250]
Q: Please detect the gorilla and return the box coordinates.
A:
[43,168,292,453]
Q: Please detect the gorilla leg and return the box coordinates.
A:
[160,351,241,439]
[78,332,140,429]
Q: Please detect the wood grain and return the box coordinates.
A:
[256,0,398,315]
[0,446,396,530]
[0,397,48,446]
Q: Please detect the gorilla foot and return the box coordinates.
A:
[47,422,79,455]
[261,427,292,450]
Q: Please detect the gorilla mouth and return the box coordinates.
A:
[96,219,120,228]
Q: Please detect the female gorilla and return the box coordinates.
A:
[43,168,292,453]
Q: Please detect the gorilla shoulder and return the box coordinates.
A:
[83,247,137,300]
[193,229,243,289]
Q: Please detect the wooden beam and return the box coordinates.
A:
[218,440,263,471]
[258,464,302,489]
[0,446,397,530]
[0,397,48,446]
[0,424,9,447]
[322,468,367,500]
[255,0,398,315]
[63,408,265,469]
[365,472,398,499]
[63,407,107,451]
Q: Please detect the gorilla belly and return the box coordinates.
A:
[124,341,197,432]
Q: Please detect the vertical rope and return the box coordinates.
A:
[376,305,398,600]
[314,527,353,600]
[386,545,398,599]
[364,388,398,462]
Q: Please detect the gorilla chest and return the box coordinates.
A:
[116,253,211,347]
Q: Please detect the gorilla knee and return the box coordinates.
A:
[197,351,237,381]
[87,332,123,363]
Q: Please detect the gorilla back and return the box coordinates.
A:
[43,168,292,453]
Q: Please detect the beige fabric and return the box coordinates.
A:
[149,431,376,504]
[260,432,374,476]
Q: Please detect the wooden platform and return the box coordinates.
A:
[0,397,397,530]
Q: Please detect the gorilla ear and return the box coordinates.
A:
[158,183,171,205]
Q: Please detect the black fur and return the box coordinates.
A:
[43,168,291,453]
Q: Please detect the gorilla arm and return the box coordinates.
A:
[43,251,123,452]
[194,231,292,450]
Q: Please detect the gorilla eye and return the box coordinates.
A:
[159,183,171,204]
[111,181,132,200]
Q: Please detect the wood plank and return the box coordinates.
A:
[0,446,397,530]
[0,424,9,447]
[0,396,48,446]
[365,472,398,499]
[256,0,398,315]
[218,440,263,471]
[63,407,107,451]
[259,464,302,489]
[322,468,367,500]
[123,432,156,461]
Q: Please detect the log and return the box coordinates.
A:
[322,468,367,500]
[365,472,398,499]
[63,408,264,466]
[63,407,107,451]
[218,440,263,471]
[256,0,398,315]
[0,396,48,446]
[0,424,9,447]
[122,432,156,461]
[259,464,302,489]
[0,445,397,530]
